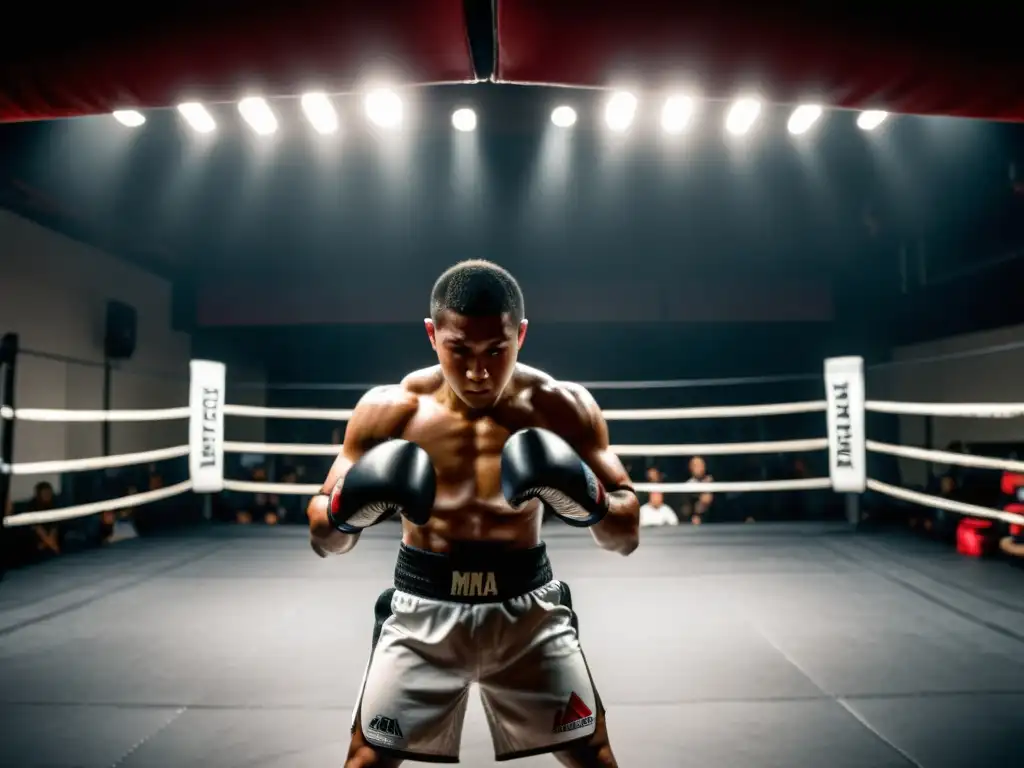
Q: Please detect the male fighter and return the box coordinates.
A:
[307,260,639,766]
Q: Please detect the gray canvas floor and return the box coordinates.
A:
[1,523,1022,767]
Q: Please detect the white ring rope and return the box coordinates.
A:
[225,441,339,456]
[867,440,1024,474]
[224,479,322,495]
[635,477,833,493]
[611,438,826,456]
[224,404,353,421]
[223,437,828,459]
[2,480,194,528]
[865,401,1024,418]
[0,405,190,423]
[595,401,826,420]
[4,445,191,476]
[222,476,834,497]
[222,400,827,423]
[866,478,1024,527]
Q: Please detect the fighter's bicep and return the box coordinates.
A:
[556,383,633,490]
[322,386,416,491]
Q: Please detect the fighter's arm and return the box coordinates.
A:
[537,382,640,555]
[307,386,418,557]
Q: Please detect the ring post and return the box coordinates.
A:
[824,357,866,527]
[0,333,19,579]
[189,360,226,494]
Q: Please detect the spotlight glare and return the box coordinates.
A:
[661,95,694,134]
[604,91,637,132]
[787,104,823,135]
[365,89,403,128]
[551,105,577,128]
[451,108,477,132]
[112,110,145,128]
[857,110,889,131]
[238,97,278,136]
[177,102,216,133]
[725,97,762,135]
[301,92,338,135]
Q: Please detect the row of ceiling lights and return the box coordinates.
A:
[112,89,890,137]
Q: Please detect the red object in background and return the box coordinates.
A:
[496,2,1024,120]
[0,1,474,122]
[999,472,1024,496]
[956,518,994,557]
[1010,525,1022,536]
[3,3,1024,122]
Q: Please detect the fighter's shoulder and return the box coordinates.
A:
[350,380,422,436]
[516,365,599,428]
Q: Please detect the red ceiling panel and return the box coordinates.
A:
[496,2,1024,121]
[0,1,474,122]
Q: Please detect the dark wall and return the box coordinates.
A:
[219,321,856,387]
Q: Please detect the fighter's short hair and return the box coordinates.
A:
[429,260,525,325]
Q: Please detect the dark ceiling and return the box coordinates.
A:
[1,84,1023,288]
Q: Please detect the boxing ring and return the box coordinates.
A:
[1,353,1023,766]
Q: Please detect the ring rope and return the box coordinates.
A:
[866,440,1024,474]
[222,477,834,497]
[631,478,832,493]
[866,478,1024,527]
[0,405,190,423]
[601,401,826,420]
[4,445,191,476]
[223,437,828,459]
[223,400,828,423]
[865,401,1024,418]
[612,438,827,456]
[225,441,339,456]
[224,479,321,495]
[2,480,194,528]
[230,371,821,393]
[224,404,353,421]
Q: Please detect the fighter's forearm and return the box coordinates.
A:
[306,494,360,556]
[590,490,640,555]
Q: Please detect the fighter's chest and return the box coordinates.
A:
[401,403,540,480]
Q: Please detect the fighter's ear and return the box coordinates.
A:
[517,319,528,349]
[424,318,437,350]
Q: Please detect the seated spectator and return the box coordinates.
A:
[236,466,279,525]
[681,456,714,524]
[28,481,61,556]
[275,466,305,524]
[639,491,679,527]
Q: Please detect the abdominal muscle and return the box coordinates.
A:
[398,401,544,553]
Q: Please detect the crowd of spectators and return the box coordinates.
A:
[1,458,200,568]
[4,427,1022,570]
[890,441,1024,562]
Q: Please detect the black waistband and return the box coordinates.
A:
[394,543,553,603]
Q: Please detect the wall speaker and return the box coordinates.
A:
[104,300,137,360]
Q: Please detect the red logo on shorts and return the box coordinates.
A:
[552,692,595,733]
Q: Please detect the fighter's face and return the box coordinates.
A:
[426,311,527,408]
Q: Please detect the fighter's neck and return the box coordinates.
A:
[437,381,514,417]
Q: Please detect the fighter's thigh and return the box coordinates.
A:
[478,582,602,758]
[355,628,470,758]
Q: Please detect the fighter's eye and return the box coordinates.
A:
[488,348,503,357]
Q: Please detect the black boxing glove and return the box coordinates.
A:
[501,428,608,527]
[328,440,436,534]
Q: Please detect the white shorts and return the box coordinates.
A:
[351,543,601,762]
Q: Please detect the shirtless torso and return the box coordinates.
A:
[307,360,635,768]
[309,363,634,556]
